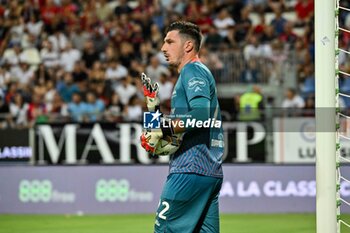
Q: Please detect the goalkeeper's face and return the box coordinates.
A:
[161,30,185,68]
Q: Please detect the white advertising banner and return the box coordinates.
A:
[273,117,350,163]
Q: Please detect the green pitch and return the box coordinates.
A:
[1,214,350,233]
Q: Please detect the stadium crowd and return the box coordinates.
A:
[0,0,334,128]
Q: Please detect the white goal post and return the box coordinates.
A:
[315,0,337,232]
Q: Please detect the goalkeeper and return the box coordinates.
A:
[141,21,224,233]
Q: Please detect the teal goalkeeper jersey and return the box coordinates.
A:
[169,61,224,178]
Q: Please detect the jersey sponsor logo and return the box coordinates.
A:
[188,77,206,92]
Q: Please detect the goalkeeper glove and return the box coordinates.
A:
[140,117,178,155]
[141,73,160,112]
[140,129,163,154]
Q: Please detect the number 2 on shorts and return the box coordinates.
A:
[158,201,170,220]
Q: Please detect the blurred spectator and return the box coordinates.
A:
[243,35,272,61]
[94,82,110,106]
[201,48,226,81]
[195,5,213,35]
[33,77,47,98]
[85,91,105,122]
[123,95,142,122]
[253,13,267,37]
[0,66,11,90]
[101,45,117,63]
[9,17,25,46]
[303,95,315,117]
[105,59,128,87]
[184,0,202,21]
[60,42,81,72]
[0,17,9,47]
[26,14,43,37]
[269,39,287,84]
[295,0,314,25]
[68,92,85,122]
[6,1,22,19]
[158,73,174,103]
[282,88,305,109]
[21,1,40,22]
[260,25,276,43]
[295,37,309,71]
[44,80,57,107]
[279,21,298,47]
[104,93,124,122]
[115,76,137,106]
[47,92,69,122]
[40,0,61,33]
[149,23,163,49]
[204,26,224,51]
[240,59,261,83]
[233,7,252,44]
[10,60,34,87]
[138,41,153,65]
[82,40,99,68]
[114,0,133,18]
[119,41,136,68]
[0,95,10,128]
[249,0,268,12]
[48,30,68,52]
[213,8,235,41]
[270,7,287,36]
[69,25,91,51]
[300,64,315,97]
[88,61,105,83]
[5,82,18,104]
[3,43,22,66]
[96,0,113,21]
[58,72,80,102]
[91,27,109,54]
[129,59,144,77]
[40,40,60,68]
[72,61,88,83]
[20,41,41,65]
[267,0,286,12]
[60,0,79,28]
[129,23,145,52]
[145,55,170,83]
[28,93,47,125]
[133,77,145,101]
[9,93,28,128]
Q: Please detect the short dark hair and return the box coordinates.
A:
[166,21,202,52]
[287,88,296,95]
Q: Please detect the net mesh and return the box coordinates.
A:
[336,0,350,232]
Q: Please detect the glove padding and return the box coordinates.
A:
[141,73,160,112]
[155,133,183,156]
[140,129,163,154]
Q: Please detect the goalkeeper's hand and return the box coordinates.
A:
[141,73,160,112]
[140,129,163,154]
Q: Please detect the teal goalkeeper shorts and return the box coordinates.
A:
[154,173,223,233]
